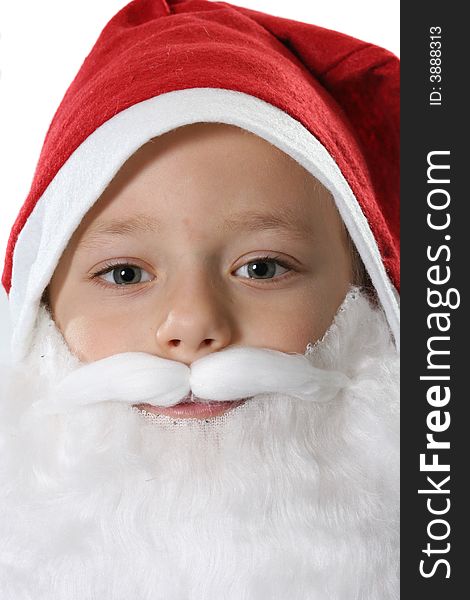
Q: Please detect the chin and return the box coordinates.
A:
[0,290,399,599]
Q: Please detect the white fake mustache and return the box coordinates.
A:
[32,346,351,416]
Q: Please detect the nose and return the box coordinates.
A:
[154,275,233,365]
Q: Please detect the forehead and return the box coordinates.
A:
[76,123,338,241]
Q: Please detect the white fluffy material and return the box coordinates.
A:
[0,288,399,599]
[33,347,350,416]
[9,88,399,362]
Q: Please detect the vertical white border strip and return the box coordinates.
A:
[10,88,399,360]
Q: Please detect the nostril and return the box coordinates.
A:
[167,339,215,349]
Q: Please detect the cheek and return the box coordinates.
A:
[59,309,150,362]
[247,282,349,354]
[240,291,324,354]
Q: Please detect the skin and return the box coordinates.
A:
[48,123,354,414]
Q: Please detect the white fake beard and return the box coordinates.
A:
[0,287,399,600]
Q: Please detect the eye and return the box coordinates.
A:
[234,257,291,280]
[97,264,153,285]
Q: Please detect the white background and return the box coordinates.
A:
[0,0,399,359]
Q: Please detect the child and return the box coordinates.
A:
[0,1,399,598]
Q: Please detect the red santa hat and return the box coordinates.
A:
[2,0,399,361]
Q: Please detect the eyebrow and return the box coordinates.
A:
[79,207,313,248]
[221,209,313,239]
[79,213,160,248]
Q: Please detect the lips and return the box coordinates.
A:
[135,394,247,419]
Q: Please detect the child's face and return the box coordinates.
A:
[48,123,353,364]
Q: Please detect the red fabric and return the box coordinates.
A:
[2,0,399,293]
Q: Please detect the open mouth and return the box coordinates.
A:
[134,394,247,419]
